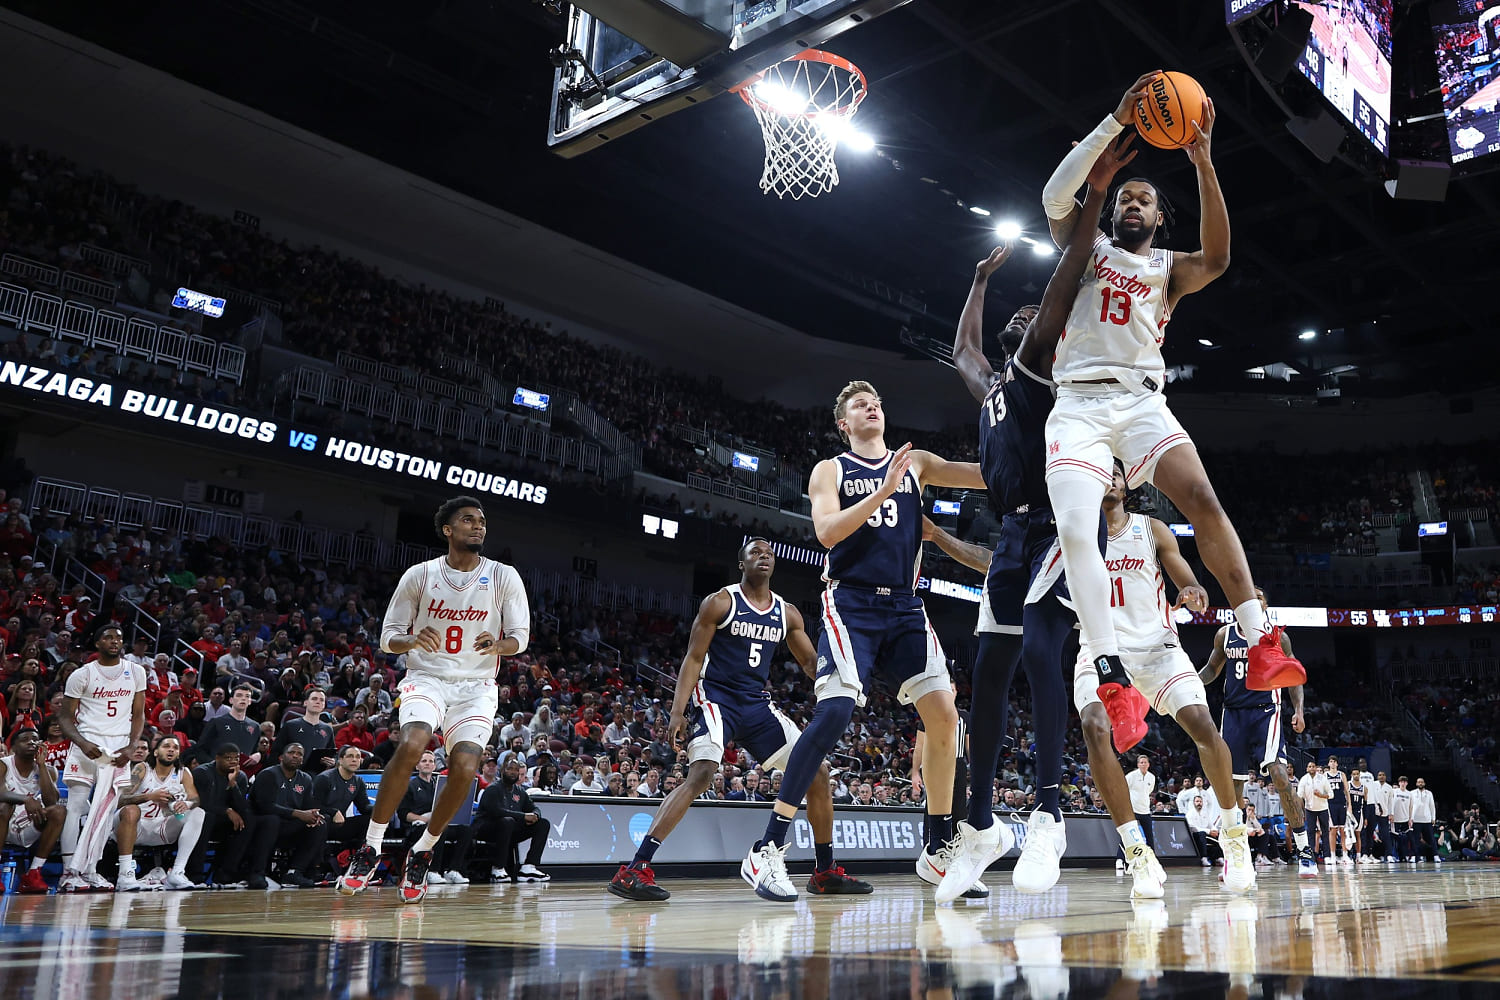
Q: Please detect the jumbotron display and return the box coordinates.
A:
[1295,0,1392,153]
[1432,0,1500,163]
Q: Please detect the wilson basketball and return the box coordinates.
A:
[1134,71,1206,150]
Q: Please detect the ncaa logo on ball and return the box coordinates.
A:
[629,813,653,847]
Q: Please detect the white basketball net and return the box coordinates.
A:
[737,51,868,200]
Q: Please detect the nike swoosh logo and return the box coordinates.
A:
[929,862,946,877]
[750,861,761,876]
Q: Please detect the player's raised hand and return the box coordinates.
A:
[1088,132,1138,192]
[412,626,443,653]
[472,631,498,653]
[1173,585,1209,613]
[1114,71,1162,125]
[974,245,1012,283]
[879,443,914,499]
[1183,97,1216,167]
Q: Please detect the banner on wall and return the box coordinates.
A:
[0,362,548,505]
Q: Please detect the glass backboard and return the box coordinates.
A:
[548,0,913,155]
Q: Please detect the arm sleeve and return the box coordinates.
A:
[380,565,425,654]
[1042,115,1125,220]
[498,565,531,655]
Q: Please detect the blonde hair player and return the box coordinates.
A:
[1039,73,1304,752]
[737,382,986,903]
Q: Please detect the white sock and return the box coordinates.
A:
[365,820,388,851]
[30,858,44,871]
[1233,599,1269,645]
[1118,822,1146,849]
[1293,829,1309,851]
[1048,472,1117,658]
[118,854,134,874]
[414,829,441,853]
[1223,806,1243,829]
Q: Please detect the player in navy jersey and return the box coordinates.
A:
[738,382,985,903]
[609,538,870,901]
[1324,755,1352,866]
[933,136,1138,903]
[1199,587,1312,874]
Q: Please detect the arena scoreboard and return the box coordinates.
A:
[1176,605,1500,628]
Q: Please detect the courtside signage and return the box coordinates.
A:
[0,363,548,505]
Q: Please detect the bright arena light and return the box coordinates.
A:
[995,220,1023,241]
[817,114,875,152]
[755,81,808,116]
[1300,329,1318,341]
[969,206,991,217]
[1198,338,1214,347]
[1031,241,1055,256]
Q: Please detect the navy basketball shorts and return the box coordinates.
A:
[816,586,950,706]
[685,685,800,772]
[976,509,1057,635]
[1219,704,1286,782]
[1328,799,1348,827]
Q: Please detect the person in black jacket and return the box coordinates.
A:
[245,742,327,889]
[191,685,263,766]
[475,757,551,882]
[186,744,258,885]
[316,745,373,851]
[397,750,473,885]
[272,689,336,773]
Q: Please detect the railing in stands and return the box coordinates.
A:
[59,271,118,304]
[281,365,615,479]
[79,243,151,279]
[1449,507,1490,523]
[683,472,781,511]
[0,282,248,385]
[25,477,438,575]
[563,396,641,467]
[31,536,108,609]
[518,567,696,621]
[0,253,60,287]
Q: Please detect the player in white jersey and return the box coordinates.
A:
[1039,74,1304,750]
[0,726,66,893]
[338,496,530,904]
[57,625,147,892]
[113,735,203,890]
[1061,460,1256,893]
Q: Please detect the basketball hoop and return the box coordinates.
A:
[732,49,868,200]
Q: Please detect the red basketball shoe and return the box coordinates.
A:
[1099,682,1150,753]
[1247,627,1306,691]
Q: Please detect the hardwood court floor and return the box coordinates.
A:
[4,862,1500,998]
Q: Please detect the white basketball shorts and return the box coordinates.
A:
[1044,386,1191,490]
[396,675,499,751]
[1073,645,1207,719]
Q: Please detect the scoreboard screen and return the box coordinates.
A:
[1175,605,1499,628]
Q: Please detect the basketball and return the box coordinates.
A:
[1134,70,1207,150]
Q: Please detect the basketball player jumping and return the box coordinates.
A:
[1197,587,1314,877]
[338,497,530,903]
[58,625,147,892]
[113,734,204,890]
[1065,460,1256,894]
[0,725,66,893]
[933,136,1135,903]
[738,383,984,902]
[609,538,870,901]
[1040,73,1304,747]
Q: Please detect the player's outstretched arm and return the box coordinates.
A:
[953,245,1012,403]
[1169,98,1229,305]
[1150,518,1208,611]
[922,516,993,574]
[1043,71,1158,247]
[910,453,984,489]
[1018,138,1131,377]
[666,590,732,744]
[783,604,819,680]
[1197,625,1230,685]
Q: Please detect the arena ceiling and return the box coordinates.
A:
[10,0,1498,396]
